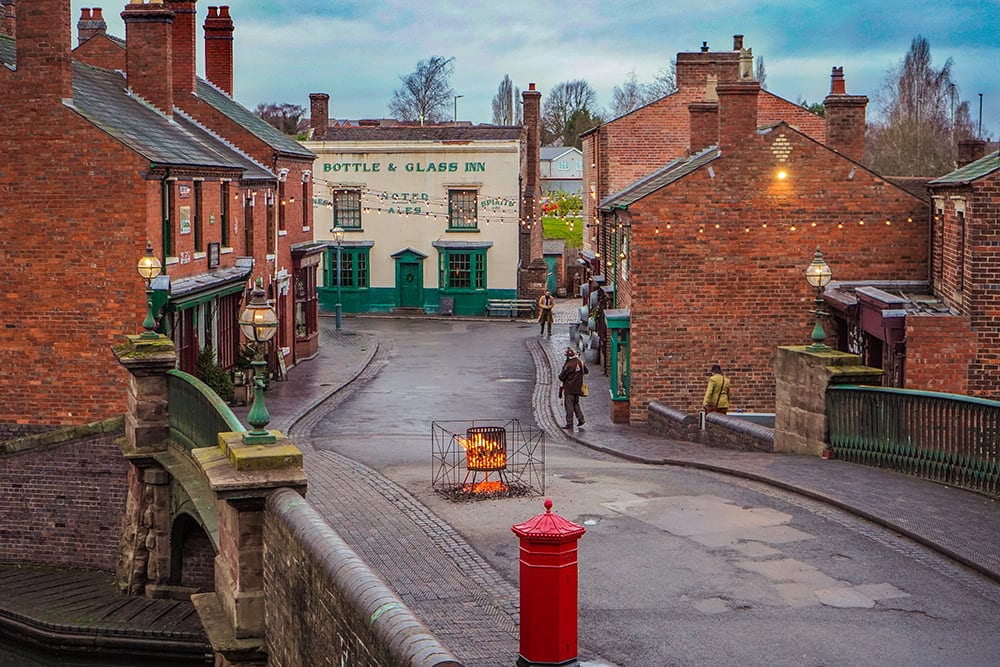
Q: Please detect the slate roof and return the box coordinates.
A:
[317,125,523,143]
[928,150,1000,186]
[68,61,248,171]
[0,34,13,65]
[541,147,580,161]
[599,145,721,211]
[195,79,315,160]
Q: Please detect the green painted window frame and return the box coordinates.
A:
[438,248,486,291]
[325,246,370,289]
[333,189,362,229]
[448,189,478,231]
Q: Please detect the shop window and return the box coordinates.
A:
[295,267,318,339]
[333,189,362,229]
[448,189,478,230]
[439,249,486,290]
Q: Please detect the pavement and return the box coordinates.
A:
[238,301,1000,665]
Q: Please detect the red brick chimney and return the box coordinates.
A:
[956,139,987,167]
[689,101,719,153]
[675,37,741,93]
[521,82,544,266]
[309,92,330,139]
[823,67,868,163]
[77,7,108,44]
[0,0,13,39]
[716,50,760,150]
[166,0,196,99]
[204,5,233,95]
[14,0,73,101]
[122,0,175,115]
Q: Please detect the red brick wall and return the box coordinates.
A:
[123,1,175,115]
[72,34,126,71]
[624,124,928,420]
[0,429,128,570]
[905,315,975,394]
[0,67,152,425]
[204,6,234,95]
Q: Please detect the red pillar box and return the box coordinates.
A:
[512,498,586,667]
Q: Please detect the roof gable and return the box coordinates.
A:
[599,146,721,210]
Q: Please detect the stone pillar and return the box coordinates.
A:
[191,429,307,666]
[112,334,177,595]
[773,346,883,455]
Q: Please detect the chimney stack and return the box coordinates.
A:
[204,6,234,95]
[956,139,987,167]
[77,7,108,44]
[309,93,330,139]
[122,0,175,115]
[0,0,15,39]
[15,0,72,101]
[716,51,760,150]
[733,34,744,51]
[521,83,544,265]
[166,0,196,99]
[823,66,868,163]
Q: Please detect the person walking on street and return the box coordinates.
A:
[703,363,731,414]
[537,290,555,336]
[559,347,588,429]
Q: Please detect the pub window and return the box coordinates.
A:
[324,247,370,289]
[439,248,486,290]
[302,180,310,229]
[448,189,478,230]
[333,189,362,229]
[294,267,318,339]
[220,181,230,247]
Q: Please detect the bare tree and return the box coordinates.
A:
[609,71,647,118]
[867,36,975,176]
[755,55,767,90]
[388,56,455,123]
[254,102,305,135]
[491,74,521,125]
[542,79,600,146]
[644,61,677,100]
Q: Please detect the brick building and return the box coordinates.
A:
[921,145,1000,396]
[581,35,826,256]
[594,55,929,422]
[0,0,317,433]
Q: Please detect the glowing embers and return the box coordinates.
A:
[432,419,544,501]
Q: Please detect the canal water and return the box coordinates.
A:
[0,632,211,666]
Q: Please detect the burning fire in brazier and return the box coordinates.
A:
[459,426,508,493]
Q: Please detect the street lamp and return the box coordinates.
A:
[136,241,162,339]
[454,94,464,122]
[805,247,833,351]
[239,281,279,444]
[331,225,344,331]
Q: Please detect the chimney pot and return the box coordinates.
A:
[529,82,536,91]
[93,8,103,20]
[81,8,92,19]
[733,34,743,51]
[830,66,846,95]
[701,41,709,52]
[208,6,219,18]
[220,6,231,18]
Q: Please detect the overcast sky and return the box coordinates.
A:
[73,0,999,136]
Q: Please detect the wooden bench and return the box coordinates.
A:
[486,298,537,318]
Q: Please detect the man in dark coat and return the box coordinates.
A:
[558,347,588,429]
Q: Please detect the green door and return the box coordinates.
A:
[399,261,422,307]
[545,256,558,294]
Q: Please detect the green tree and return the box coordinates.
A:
[389,56,455,123]
[563,108,603,149]
[867,36,975,176]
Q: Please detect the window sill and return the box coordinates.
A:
[302,226,310,233]
[446,227,480,233]
[221,246,234,254]
[278,230,288,237]
[194,251,207,260]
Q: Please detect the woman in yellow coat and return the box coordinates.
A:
[703,364,731,414]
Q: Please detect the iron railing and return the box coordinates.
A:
[167,369,246,452]
[828,385,1000,497]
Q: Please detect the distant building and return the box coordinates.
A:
[302,91,545,316]
[540,147,583,194]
